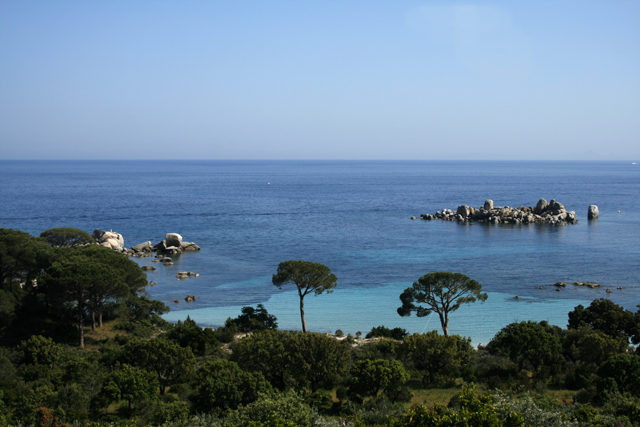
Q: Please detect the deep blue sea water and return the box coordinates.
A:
[1,160,639,345]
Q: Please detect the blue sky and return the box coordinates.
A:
[1,1,638,160]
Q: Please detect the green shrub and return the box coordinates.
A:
[227,391,316,427]
[366,326,407,340]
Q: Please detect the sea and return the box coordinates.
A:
[1,160,639,345]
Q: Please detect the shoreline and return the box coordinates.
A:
[160,287,598,347]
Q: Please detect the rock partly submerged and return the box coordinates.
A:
[415,198,579,226]
[92,229,201,256]
[154,233,201,254]
[93,229,125,251]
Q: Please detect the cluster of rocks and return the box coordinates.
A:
[413,199,582,226]
[173,295,197,303]
[540,281,628,293]
[93,229,125,251]
[151,256,175,266]
[547,281,601,291]
[572,281,601,289]
[133,233,201,255]
[91,229,201,256]
[176,271,199,279]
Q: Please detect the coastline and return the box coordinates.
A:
[161,285,593,347]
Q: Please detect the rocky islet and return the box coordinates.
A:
[412,198,598,226]
[91,229,201,256]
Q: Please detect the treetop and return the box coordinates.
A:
[272,260,337,297]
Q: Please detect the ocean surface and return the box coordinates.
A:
[1,160,639,345]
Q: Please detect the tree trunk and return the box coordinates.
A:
[79,315,85,349]
[300,296,307,333]
[439,311,449,337]
[99,313,103,328]
[91,312,96,331]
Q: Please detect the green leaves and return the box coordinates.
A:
[40,254,121,348]
[123,338,196,395]
[487,321,562,374]
[100,364,158,410]
[18,335,63,367]
[272,260,337,332]
[225,304,278,333]
[568,298,639,345]
[231,330,350,393]
[272,260,337,297]
[390,384,525,427]
[347,359,410,404]
[0,228,53,293]
[596,354,640,397]
[39,228,93,248]
[399,331,474,387]
[190,359,273,416]
[398,272,487,337]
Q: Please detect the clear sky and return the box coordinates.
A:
[1,1,638,160]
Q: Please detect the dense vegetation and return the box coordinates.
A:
[1,227,639,427]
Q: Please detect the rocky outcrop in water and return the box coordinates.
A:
[132,241,153,253]
[93,229,201,255]
[93,229,125,251]
[155,233,201,254]
[588,205,599,220]
[415,198,579,225]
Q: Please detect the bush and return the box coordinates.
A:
[165,316,220,356]
[366,325,407,340]
[224,304,278,333]
[398,331,474,388]
[39,228,93,248]
[189,360,273,416]
[139,395,190,425]
[227,391,317,427]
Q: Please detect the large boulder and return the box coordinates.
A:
[588,205,599,219]
[534,198,548,214]
[92,229,106,241]
[456,205,471,218]
[93,229,124,251]
[483,200,494,210]
[132,241,153,252]
[105,238,122,251]
[548,199,566,214]
[165,233,183,247]
[472,209,491,221]
[180,241,201,251]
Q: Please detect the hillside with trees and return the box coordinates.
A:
[1,227,639,427]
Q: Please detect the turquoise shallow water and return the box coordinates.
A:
[162,284,594,346]
[1,160,639,343]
